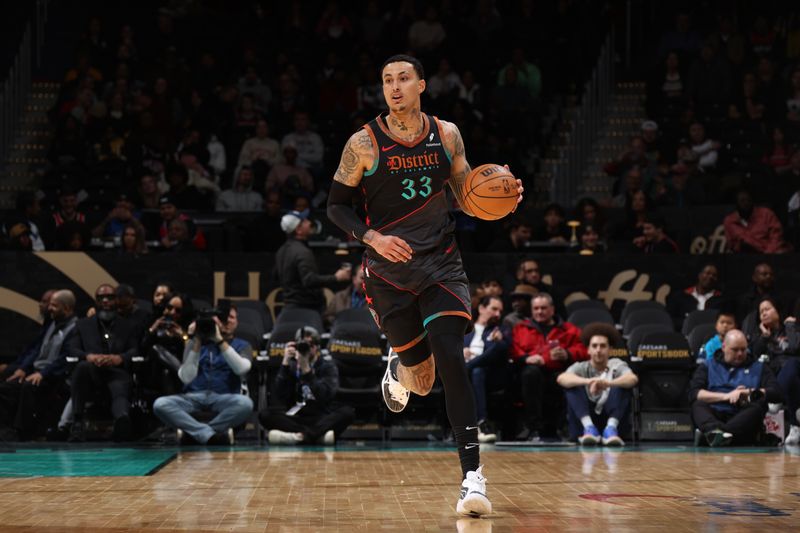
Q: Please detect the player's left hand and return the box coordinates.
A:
[504,164,524,212]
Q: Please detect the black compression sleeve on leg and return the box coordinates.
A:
[427,316,480,478]
[326,180,370,241]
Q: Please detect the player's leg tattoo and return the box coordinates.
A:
[397,355,436,396]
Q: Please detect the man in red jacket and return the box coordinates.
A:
[511,293,587,441]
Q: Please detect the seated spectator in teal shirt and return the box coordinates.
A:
[703,311,737,361]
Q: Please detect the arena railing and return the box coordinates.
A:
[0,0,50,175]
[548,26,615,207]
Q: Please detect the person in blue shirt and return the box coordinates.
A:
[701,310,737,361]
[689,329,781,446]
[153,303,253,445]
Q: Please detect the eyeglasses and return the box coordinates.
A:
[165,304,182,311]
[96,294,117,301]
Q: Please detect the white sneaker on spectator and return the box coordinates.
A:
[456,465,492,516]
[227,427,235,445]
[785,425,800,446]
[322,430,335,445]
[268,429,302,445]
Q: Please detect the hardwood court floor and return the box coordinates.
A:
[0,444,799,532]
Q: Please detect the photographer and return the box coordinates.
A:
[689,329,781,447]
[260,326,354,445]
[152,303,253,445]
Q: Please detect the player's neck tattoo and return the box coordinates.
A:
[389,108,423,140]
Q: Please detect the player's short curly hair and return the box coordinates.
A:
[381,54,425,80]
[580,322,622,348]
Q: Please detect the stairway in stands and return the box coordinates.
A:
[535,81,647,205]
[577,81,647,199]
[0,81,59,209]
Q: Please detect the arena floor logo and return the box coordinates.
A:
[0,252,118,324]
[579,493,791,516]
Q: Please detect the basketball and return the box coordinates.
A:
[464,163,519,220]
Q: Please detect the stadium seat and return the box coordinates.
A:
[620,300,667,326]
[687,323,717,357]
[275,307,323,332]
[565,299,608,317]
[626,324,673,355]
[328,307,384,422]
[235,299,273,333]
[567,308,615,329]
[623,309,673,336]
[681,309,719,336]
[741,311,758,339]
[635,331,692,362]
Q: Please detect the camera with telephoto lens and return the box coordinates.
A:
[736,388,764,408]
[195,299,231,340]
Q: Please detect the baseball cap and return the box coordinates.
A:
[641,120,658,131]
[159,195,175,206]
[280,209,310,233]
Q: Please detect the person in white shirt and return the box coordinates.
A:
[557,323,638,446]
[281,111,325,177]
[463,296,509,443]
[238,119,282,170]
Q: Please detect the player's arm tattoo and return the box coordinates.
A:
[443,121,474,215]
[333,130,373,187]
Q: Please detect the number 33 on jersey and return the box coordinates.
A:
[360,113,454,254]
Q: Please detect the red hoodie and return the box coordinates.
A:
[511,317,588,371]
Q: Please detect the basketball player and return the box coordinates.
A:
[327,54,523,516]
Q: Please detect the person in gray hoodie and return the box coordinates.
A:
[216,166,263,212]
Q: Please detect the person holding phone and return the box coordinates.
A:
[141,293,194,395]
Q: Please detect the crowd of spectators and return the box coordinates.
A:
[0,0,610,253]
[4,252,800,447]
[5,5,800,255]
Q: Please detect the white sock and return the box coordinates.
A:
[581,416,593,429]
[607,418,619,428]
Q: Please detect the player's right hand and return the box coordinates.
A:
[369,233,413,263]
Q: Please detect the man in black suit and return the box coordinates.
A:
[67,283,139,442]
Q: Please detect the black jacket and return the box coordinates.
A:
[67,315,140,365]
[273,355,339,415]
[275,237,338,309]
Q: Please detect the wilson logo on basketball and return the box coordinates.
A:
[479,166,502,177]
[387,151,440,171]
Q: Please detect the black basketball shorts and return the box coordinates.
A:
[363,263,471,367]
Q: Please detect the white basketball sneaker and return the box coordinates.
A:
[382,349,410,413]
[456,465,492,516]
